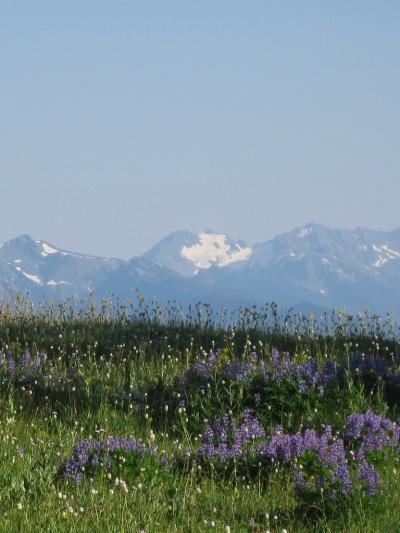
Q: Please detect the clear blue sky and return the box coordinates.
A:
[1,1,399,258]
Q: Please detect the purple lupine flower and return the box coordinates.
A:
[31,352,46,374]
[63,458,83,484]
[293,466,305,493]
[257,423,351,496]
[198,410,265,462]
[90,454,100,468]
[236,409,266,444]
[196,408,399,499]
[223,360,254,382]
[192,349,222,379]
[332,462,351,495]
[358,460,379,495]
[7,353,16,378]
[61,436,162,484]
[181,346,400,402]
[21,351,31,372]
[344,412,400,459]
[253,393,261,407]
[243,346,393,392]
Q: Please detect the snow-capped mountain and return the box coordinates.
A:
[196,223,400,314]
[143,230,252,277]
[0,234,122,300]
[1,224,400,315]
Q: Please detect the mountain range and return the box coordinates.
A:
[1,224,400,315]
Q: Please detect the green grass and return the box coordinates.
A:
[0,301,399,532]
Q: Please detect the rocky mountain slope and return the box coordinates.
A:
[1,224,399,315]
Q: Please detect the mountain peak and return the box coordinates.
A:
[7,234,35,245]
[295,222,327,237]
[3,235,67,259]
[180,231,252,272]
[143,230,252,277]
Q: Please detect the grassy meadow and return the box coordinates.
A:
[0,299,400,532]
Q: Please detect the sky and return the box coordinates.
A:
[1,1,400,259]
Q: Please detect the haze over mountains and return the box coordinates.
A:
[1,224,400,315]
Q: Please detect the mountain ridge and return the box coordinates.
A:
[1,224,400,315]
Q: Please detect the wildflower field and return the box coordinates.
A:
[1,300,400,532]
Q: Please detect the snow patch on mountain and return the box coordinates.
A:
[381,244,400,258]
[298,227,312,239]
[180,232,252,271]
[373,256,389,268]
[371,243,400,268]
[41,242,59,256]
[22,272,42,285]
[38,240,95,259]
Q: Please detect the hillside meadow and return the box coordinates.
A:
[0,299,399,532]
